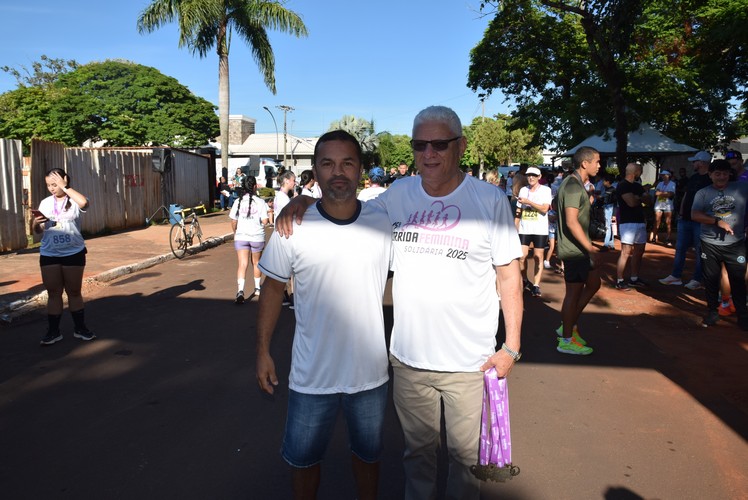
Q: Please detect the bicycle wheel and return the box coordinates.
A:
[170,223,188,259]
[193,219,203,246]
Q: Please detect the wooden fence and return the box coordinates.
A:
[0,139,26,252]
[0,139,212,252]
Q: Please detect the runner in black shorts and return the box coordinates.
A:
[33,168,96,346]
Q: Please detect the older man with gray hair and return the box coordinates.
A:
[276,106,523,499]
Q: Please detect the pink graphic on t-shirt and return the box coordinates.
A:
[404,201,461,231]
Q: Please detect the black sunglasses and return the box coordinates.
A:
[411,136,461,152]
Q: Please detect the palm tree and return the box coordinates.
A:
[329,115,380,167]
[137,0,308,170]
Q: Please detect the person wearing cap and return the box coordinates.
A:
[651,170,677,245]
[725,150,747,181]
[659,151,712,289]
[515,166,552,297]
[691,159,748,329]
[358,166,387,201]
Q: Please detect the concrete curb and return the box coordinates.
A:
[0,232,234,323]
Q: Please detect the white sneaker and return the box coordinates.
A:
[543,260,552,269]
[684,279,703,290]
[659,275,682,285]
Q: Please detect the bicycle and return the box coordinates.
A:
[169,204,206,259]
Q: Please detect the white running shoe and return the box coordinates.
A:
[684,279,703,290]
[659,275,682,285]
[543,260,552,269]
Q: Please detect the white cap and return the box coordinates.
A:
[660,170,671,176]
[688,151,711,162]
[526,166,542,176]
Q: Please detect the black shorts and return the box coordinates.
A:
[562,257,592,283]
[519,233,549,248]
[40,248,87,267]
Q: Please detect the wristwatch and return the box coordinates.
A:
[714,217,721,226]
[501,343,522,362]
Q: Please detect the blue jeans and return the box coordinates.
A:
[671,219,702,281]
[603,204,615,248]
[281,383,388,467]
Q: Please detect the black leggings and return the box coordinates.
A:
[701,239,747,315]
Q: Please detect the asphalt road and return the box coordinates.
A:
[1,243,746,499]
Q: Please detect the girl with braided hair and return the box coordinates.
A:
[229,175,269,304]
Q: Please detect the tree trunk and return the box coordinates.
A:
[219,52,230,176]
[613,86,628,170]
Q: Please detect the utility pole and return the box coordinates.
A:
[478,94,486,174]
[277,105,294,166]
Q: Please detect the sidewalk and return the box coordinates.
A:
[0,211,235,321]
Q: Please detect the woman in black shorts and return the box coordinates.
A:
[32,168,95,345]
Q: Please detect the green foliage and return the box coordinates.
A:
[1,55,79,88]
[0,60,219,153]
[462,115,542,167]
[328,115,379,166]
[257,187,275,199]
[469,0,748,157]
[377,133,413,170]
[137,0,309,174]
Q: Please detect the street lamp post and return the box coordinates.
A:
[262,106,279,161]
[276,105,294,167]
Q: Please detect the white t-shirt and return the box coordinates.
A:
[274,190,291,215]
[357,186,387,202]
[258,201,392,394]
[229,194,268,242]
[517,184,552,235]
[370,175,522,371]
[38,195,86,257]
[654,180,676,211]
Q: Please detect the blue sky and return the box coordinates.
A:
[0,0,511,138]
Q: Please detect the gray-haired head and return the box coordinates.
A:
[412,106,462,137]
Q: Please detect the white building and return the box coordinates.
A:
[211,115,317,187]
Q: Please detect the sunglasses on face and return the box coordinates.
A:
[410,136,461,152]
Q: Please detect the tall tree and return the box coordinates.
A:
[1,55,79,88]
[137,0,308,170]
[469,0,747,163]
[377,132,413,170]
[463,116,542,167]
[328,115,379,166]
[0,60,219,153]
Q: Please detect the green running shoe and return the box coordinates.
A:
[557,337,593,355]
[555,324,587,346]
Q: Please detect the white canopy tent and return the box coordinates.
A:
[558,123,697,157]
[556,123,698,184]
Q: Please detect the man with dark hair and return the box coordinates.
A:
[691,159,748,329]
[256,129,391,499]
[555,146,601,355]
[276,106,523,499]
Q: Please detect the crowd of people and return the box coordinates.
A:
[33,104,748,499]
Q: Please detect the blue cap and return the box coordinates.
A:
[369,167,385,182]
